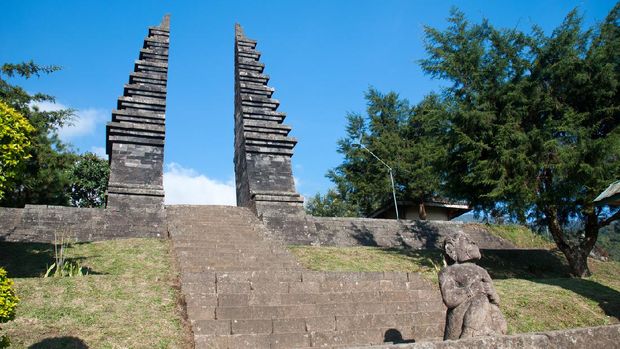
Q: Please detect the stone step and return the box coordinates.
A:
[184,291,438,310]
[168,205,445,347]
[193,324,442,349]
[212,301,440,321]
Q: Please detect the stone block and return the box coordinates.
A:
[193,320,231,335]
[310,329,383,347]
[272,318,306,333]
[218,293,249,307]
[270,333,311,349]
[187,306,215,321]
[230,333,270,348]
[194,334,230,349]
[306,316,336,332]
[231,319,272,334]
[215,306,250,320]
[217,281,250,294]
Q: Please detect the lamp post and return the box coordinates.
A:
[353,140,399,220]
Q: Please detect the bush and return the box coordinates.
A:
[0,267,19,348]
[0,101,35,200]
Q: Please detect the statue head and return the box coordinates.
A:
[443,231,481,265]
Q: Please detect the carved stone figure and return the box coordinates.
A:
[438,232,507,340]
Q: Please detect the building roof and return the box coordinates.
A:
[594,180,620,206]
[368,199,471,219]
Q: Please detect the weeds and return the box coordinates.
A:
[43,234,86,278]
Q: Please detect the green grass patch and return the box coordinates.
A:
[289,245,620,334]
[481,224,555,249]
[288,246,444,281]
[0,238,191,349]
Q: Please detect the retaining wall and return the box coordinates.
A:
[355,324,620,349]
[276,216,515,249]
[0,204,165,243]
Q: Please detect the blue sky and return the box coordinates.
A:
[1,1,616,204]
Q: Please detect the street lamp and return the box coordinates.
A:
[352,140,399,220]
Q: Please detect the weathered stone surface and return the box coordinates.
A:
[106,14,170,224]
[233,24,313,242]
[0,205,165,242]
[169,205,446,348]
[350,324,620,349]
[270,215,514,249]
[439,232,507,340]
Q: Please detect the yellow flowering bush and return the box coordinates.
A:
[0,100,34,200]
[0,267,19,348]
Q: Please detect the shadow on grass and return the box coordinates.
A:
[479,249,571,279]
[28,336,88,349]
[536,277,620,319]
[382,247,443,270]
[386,247,620,319]
[0,242,104,278]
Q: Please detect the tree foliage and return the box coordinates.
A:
[0,61,77,207]
[305,189,357,217]
[315,4,619,277]
[311,88,446,218]
[0,101,34,200]
[419,5,620,276]
[67,152,110,208]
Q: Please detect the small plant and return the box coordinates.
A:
[0,267,19,349]
[44,233,87,278]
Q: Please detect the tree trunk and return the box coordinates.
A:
[419,201,427,220]
[564,248,591,277]
[544,207,593,277]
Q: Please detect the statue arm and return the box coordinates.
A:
[481,268,500,305]
[439,271,472,309]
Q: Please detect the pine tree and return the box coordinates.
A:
[421,5,620,276]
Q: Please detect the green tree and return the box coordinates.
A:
[0,61,77,207]
[0,101,35,200]
[67,152,109,208]
[327,88,410,216]
[305,188,357,217]
[421,6,620,276]
[325,88,446,218]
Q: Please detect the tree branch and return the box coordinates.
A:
[599,209,620,228]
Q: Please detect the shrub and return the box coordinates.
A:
[0,267,19,348]
[0,101,35,200]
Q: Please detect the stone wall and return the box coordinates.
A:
[355,324,620,349]
[0,205,165,243]
[272,216,515,249]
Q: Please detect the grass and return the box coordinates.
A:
[0,238,191,349]
[480,223,555,249]
[289,245,620,334]
[289,246,444,280]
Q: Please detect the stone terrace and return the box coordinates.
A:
[167,205,446,349]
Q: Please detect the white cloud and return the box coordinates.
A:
[89,146,107,159]
[32,101,108,141]
[163,163,236,205]
[59,108,108,140]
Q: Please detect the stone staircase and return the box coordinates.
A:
[167,205,445,349]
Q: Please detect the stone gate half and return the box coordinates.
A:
[233,24,316,240]
[106,15,169,212]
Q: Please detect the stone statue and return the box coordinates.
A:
[438,232,507,340]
